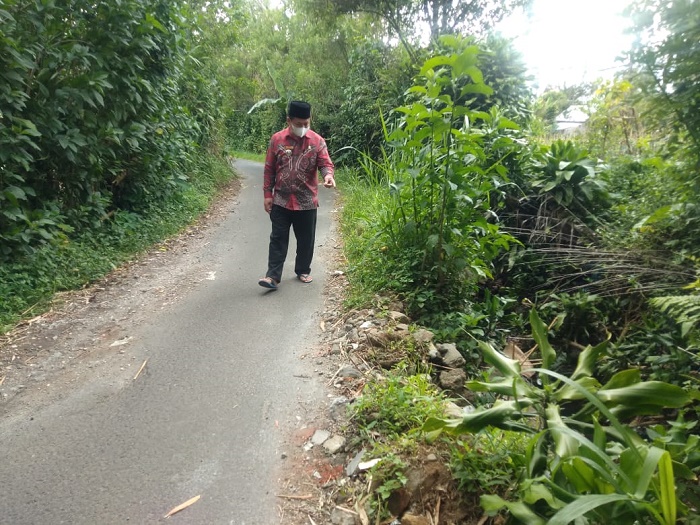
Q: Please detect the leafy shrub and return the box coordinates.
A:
[351,372,445,442]
[425,310,699,524]
[450,429,529,495]
[0,0,211,262]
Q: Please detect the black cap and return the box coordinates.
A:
[288,100,311,119]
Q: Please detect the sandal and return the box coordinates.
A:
[258,277,279,290]
[297,274,313,283]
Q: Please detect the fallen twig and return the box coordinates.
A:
[133,358,148,381]
[276,494,313,500]
[164,494,200,518]
[0,376,5,386]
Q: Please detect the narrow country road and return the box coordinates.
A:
[0,159,337,524]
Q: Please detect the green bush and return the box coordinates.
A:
[0,0,211,261]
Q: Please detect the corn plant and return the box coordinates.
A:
[424,309,699,524]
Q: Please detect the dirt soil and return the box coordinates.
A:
[0,175,477,525]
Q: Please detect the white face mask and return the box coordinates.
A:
[291,124,309,138]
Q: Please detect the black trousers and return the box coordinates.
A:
[266,205,317,282]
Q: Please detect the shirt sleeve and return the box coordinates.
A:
[316,138,335,179]
[263,137,277,199]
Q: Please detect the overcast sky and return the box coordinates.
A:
[496,0,635,90]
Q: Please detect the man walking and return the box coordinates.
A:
[258,100,335,290]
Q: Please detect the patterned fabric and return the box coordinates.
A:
[263,127,335,211]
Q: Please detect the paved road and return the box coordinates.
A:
[0,159,336,524]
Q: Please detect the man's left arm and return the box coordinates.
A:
[317,139,335,188]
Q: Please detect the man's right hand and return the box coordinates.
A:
[264,197,273,214]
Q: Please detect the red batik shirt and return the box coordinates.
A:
[263,127,335,211]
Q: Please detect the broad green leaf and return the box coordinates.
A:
[406,86,427,95]
[463,65,484,84]
[477,340,521,378]
[657,450,676,525]
[460,83,494,96]
[600,369,641,390]
[4,186,27,201]
[466,377,533,399]
[521,481,563,508]
[480,495,546,525]
[546,404,579,458]
[561,457,597,493]
[548,494,633,525]
[12,118,42,137]
[453,400,526,433]
[597,382,691,410]
[570,340,608,381]
[629,446,664,499]
[554,376,601,401]
[530,309,556,376]
[419,56,451,75]
[634,205,672,229]
[424,401,534,435]
[526,431,549,477]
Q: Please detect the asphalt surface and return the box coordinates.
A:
[0,159,336,524]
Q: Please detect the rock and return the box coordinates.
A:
[348,328,360,342]
[329,397,350,421]
[387,326,410,341]
[438,369,466,392]
[405,463,444,500]
[324,435,346,454]
[426,342,440,360]
[338,366,362,379]
[359,321,373,329]
[444,401,466,419]
[437,342,466,368]
[331,343,342,355]
[331,506,359,525]
[401,513,432,525]
[365,328,391,348]
[426,454,438,462]
[411,328,434,344]
[311,429,331,445]
[387,311,410,323]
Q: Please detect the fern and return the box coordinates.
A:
[650,293,700,337]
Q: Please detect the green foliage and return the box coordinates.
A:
[471,34,533,125]
[625,0,700,165]
[649,267,700,346]
[423,310,699,524]
[584,80,646,159]
[529,140,610,221]
[450,429,529,495]
[329,41,411,166]
[0,0,215,261]
[368,35,522,316]
[0,151,233,332]
[350,372,445,442]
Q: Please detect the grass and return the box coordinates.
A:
[229,149,265,162]
[0,151,236,333]
[336,167,396,309]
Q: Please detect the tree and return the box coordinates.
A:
[625,0,700,164]
[301,0,532,58]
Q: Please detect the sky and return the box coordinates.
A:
[496,0,636,91]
